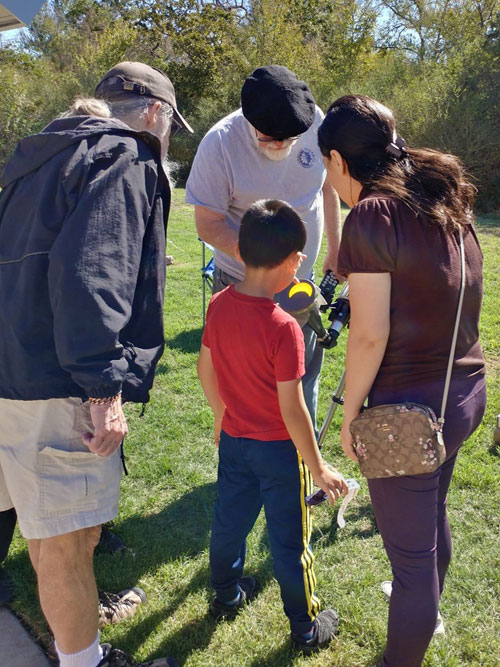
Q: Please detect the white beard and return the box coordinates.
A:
[250,128,295,162]
[162,156,178,188]
[259,143,294,161]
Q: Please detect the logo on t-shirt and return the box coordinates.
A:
[298,148,315,168]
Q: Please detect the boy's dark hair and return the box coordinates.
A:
[239,199,306,268]
[318,95,475,233]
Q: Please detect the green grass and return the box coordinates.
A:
[7,192,500,666]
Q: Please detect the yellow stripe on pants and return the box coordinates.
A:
[297,452,320,619]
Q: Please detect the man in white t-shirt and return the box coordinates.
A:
[186,65,341,429]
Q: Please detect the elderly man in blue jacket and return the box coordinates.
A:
[0,62,191,667]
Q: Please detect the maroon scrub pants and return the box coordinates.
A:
[367,373,486,667]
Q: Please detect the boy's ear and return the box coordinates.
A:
[285,250,303,272]
[235,242,242,262]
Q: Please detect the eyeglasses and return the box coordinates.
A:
[155,102,182,138]
[170,117,183,138]
[255,130,299,145]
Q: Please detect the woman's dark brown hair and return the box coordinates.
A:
[317,95,475,233]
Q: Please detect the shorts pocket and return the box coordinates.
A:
[214,268,235,290]
[37,444,122,519]
[73,400,94,434]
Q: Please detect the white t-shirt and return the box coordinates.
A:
[185,108,326,281]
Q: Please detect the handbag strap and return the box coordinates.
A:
[438,228,466,427]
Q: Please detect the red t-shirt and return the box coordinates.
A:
[202,285,305,440]
[337,192,485,390]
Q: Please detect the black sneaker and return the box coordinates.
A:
[97,644,178,667]
[291,608,340,654]
[47,642,177,667]
[46,588,148,666]
[209,576,257,620]
[98,587,147,628]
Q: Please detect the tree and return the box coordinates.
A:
[1,0,498,208]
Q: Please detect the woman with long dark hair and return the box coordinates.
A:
[318,95,486,666]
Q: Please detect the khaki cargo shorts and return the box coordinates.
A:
[0,397,122,539]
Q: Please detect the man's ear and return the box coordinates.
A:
[145,100,162,127]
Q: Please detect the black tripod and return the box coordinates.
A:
[313,276,350,449]
[277,272,350,448]
[318,369,346,448]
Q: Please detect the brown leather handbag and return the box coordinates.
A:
[350,230,465,479]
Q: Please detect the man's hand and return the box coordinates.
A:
[311,463,348,506]
[322,250,338,277]
[82,397,128,457]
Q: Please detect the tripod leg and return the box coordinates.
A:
[318,370,346,448]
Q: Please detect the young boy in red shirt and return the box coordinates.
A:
[197,199,347,653]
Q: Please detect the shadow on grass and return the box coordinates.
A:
[111,567,218,663]
[93,483,278,663]
[248,640,295,667]
[101,483,217,571]
[489,441,500,457]
[166,328,203,354]
[155,609,219,666]
[5,485,378,665]
[6,482,277,663]
[113,558,277,665]
[309,498,378,544]
[155,361,171,375]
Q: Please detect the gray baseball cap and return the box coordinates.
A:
[95,61,193,133]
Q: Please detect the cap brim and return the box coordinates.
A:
[173,108,193,134]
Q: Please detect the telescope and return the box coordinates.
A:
[277,271,349,448]
[277,271,349,349]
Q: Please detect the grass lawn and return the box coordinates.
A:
[7,190,500,666]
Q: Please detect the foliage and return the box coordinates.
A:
[354,0,500,210]
[0,0,499,209]
[285,0,377,105]
[0,54,75,168]
[0,2,140,167]
[132,1,245,108]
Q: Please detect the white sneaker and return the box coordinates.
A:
[380,580,445,636]
[434,612,445,635]
[380,580,393,599]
